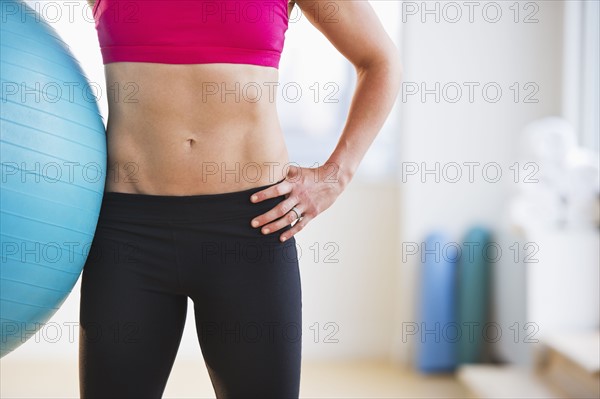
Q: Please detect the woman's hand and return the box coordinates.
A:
[250,163,346,242]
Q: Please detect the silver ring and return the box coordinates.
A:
[291,207,301,220]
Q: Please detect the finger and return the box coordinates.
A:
[251,197,297,229]
[260,207,303,235]
[285,164,302,181]
[250,180,293,203]
[280,215,312,242]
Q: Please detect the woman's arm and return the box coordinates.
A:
[86,0,95,8]
[298,0,403,184]
[250,0,403,242]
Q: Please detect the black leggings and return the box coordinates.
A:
[79,182,302,398]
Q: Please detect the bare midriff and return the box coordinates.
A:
[103,62,289,195]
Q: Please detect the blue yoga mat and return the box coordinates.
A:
[416,231,459,373]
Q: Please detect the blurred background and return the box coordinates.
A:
[1,0,599,398]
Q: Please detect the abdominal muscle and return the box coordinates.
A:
[103,62,290,195]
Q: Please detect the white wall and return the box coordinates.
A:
[393,0,565,365]
[294,181,399,360]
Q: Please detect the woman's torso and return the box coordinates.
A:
[94,0,292,195]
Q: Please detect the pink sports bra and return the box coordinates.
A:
[92,0,289,68]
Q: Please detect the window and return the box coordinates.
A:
[278,0,402,180]
[562,0,600,152]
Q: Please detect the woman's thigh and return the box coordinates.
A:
[177,225,302,398]
[79,212,188,398]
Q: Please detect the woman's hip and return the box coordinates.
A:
[85,181,299,294]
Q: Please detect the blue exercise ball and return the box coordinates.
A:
[1,0,106,358]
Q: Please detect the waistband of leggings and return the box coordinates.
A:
[98,180,285,223]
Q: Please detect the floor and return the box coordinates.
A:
[1,357,469,398]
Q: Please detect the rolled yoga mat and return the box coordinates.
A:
[416,231,459,373]
[458,226,493,364]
